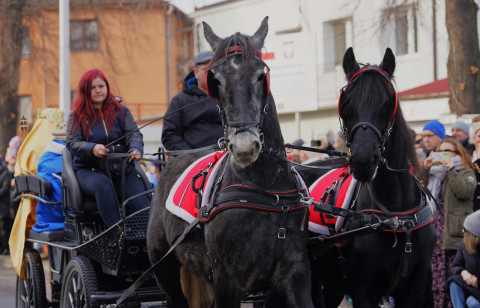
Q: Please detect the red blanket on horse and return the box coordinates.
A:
[308,167,357,235]
[165,151,227,223]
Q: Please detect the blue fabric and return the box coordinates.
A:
[450,281,467,308]
[185,76,198,90]
[423,120,445,139]
[32,140,65,232]
[467,296,480,308]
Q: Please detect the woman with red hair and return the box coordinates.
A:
[66,68,149,227]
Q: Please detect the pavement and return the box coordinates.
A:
[0,252,356,308]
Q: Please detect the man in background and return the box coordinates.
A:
[161,51,223,151]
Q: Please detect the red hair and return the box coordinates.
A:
[70,68,123,140]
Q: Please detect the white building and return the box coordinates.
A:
[191,0,461,143]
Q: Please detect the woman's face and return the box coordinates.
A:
[91,77,108,107]
[474,130,480,147]
[438,142,459,158]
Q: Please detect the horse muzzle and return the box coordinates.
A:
[348,143,380,182]
[227,129,262,168]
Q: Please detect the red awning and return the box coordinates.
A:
[399,78,449,101]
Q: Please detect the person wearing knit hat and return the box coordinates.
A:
[422,120,445,153]
[448,210,480,308]
[451,120,474,155]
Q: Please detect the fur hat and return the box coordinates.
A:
[423,120,445,139]
[464,210,480,237]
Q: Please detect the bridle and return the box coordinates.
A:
[205,40,270,146]
[338,67,398,155]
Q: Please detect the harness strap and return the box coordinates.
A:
[274,206,289,259]
[263,145,349,170]
[166,143,221,157]
[115,219,200,307]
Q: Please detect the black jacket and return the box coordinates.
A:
[67,105,143,170]
[0,168,12,219]
[448,241,480,300]
[161,71,223,151]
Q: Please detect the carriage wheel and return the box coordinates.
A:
[60,256,98,308]
[15,248,47,308]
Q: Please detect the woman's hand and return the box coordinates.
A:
[424,155,434,169]
[444,161,455,171]
[93,144,110,158]
[129,149,142,162]
[461,270,478,287]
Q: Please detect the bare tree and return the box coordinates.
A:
[446,0,480,115]
[0,0,26,156]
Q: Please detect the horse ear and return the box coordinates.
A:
[379,48,396,76]
[343,47,360,77]
[251,16,269,49]
[203,21,222,51]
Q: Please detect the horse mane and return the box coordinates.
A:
[343,67,419,173]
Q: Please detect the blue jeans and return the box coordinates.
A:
[450,281,480,308]
[76,168,150,227]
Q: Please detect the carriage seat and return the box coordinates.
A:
[61,148,151,214]
[62,147,98,213]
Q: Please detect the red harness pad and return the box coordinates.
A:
[308,167,357,235]
[166,151,227,223]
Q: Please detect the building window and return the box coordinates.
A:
[19,96,33,124]
[22,27,30,59]
[384,6,418,56]
[324,18,351,72]
[70,20,98,51]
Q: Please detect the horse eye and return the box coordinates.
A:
[257,74,265,82]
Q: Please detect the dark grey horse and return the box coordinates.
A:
[147,17,314,308]
[309,48,436,308]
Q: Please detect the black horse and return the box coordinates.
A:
[147,17,314,308]
[309,48,436,308]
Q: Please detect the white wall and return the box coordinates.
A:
[193,0,454,143]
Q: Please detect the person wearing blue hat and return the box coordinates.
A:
[423,120,445,150]
[451,120,475,155]
[161,50,224,151]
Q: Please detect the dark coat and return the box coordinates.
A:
[0,168,12,219]
[473,159,480,211]
[67,105,143,170]
[161,71,223,151]
[448,241,480,301]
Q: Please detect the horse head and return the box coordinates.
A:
[339,47,397,182]
[203,17,269,169]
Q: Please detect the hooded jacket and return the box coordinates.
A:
[161,71,223,151]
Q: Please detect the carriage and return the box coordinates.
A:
[12,17,436,308]
[13,149,165,307]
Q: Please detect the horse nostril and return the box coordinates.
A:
[254,140,261,152]
[228,143,234,153]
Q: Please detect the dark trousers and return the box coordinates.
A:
[76,168,150,227]
[0,218,11,252]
